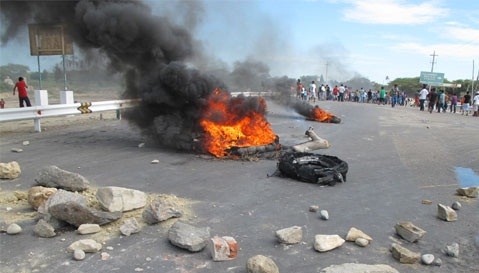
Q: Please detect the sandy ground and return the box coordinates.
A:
[0,98,478,273]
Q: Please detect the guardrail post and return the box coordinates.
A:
[60,90,74,104]
[34,90,49,132]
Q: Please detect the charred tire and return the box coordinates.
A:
[277,152,348,186]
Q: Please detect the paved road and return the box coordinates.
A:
[1,100,478,273]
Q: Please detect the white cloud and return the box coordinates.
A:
[442,26,479,43]
[343,0,449,25]
[392,42,479,58]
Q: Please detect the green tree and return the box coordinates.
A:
[0,63,30,80]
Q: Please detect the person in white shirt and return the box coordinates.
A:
[309,81,317,103]
[418,84,429,111]
[473,91,479,117]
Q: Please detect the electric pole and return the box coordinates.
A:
[430,51,438,72]
[324,61,329,84]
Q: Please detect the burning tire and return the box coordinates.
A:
[277,152,348,186]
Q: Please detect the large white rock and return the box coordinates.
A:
[0,161,21,179]
[246,255,279,273]
[77,224,101,235]
[96,186,147,212]
[437,204,457,222]
[345,227,373,242]
[275,226,302,244]
[67,239,102,253]
[314,235,345,252]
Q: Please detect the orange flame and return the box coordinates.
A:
[200,88,276,157]
[310,106,337,123]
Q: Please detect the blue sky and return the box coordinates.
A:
[1,0,478,84]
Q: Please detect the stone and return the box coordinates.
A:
[47,190,122,227]
[445,242,459,257]
[35,165,89,191]
[142,198,182,225]
[246,255,279,273]
[319,263,399,273]
[390,243,420,264]
[96,186,147,213]
[22,141,30,146]
[168,221,210,252]
[421,199,433,205]
[355,238,369,247]
[433,258,442,266]
[309,205,319,212]
[437,204,457,221]
[67,239,102,253]
[28,186,57,210]
[314,235,345,252]
[101,252,110,260]
[77,224,101,235]
[421,254,435,265]
[120,218,141,236]
[275,226,302,244]
[209,236,238,261]
[11,148,23,153]
[451,201,462,210]
[456,187,478,198]
[345,227,373,242]
[6,223,22,235]
[0,161,21,179]
[394,222,426,242]
[34,219,56,238]
[319,210,329,220]
[73,249,86,261]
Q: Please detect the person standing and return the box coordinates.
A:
[379,86,386,105]
[473,91,479,117]
[390,84,399,107]
[309,81,317,103]
[13,77,32,107]
[428,88,438,113]
[338,84,345,102]
[418,84,428,111]
[462,91,471,116]
[437,90,446,113]
[296,79,303,99]
[450,93,458,113]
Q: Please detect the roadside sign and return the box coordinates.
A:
[28,24,73,56]
[420,71,445,86]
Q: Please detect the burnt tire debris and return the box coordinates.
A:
[277,152,348,186]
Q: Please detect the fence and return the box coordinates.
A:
[0,91,272,132]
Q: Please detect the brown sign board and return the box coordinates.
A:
[28,24,74,56]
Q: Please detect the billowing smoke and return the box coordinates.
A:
[1,0,267,152]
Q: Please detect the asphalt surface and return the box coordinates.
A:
[1,99,478,273]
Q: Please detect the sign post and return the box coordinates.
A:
[28,24,74,90]
[419,71,445,86]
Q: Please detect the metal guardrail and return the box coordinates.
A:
[0,91,271,132]
[230,91,273,97]
[0,99,140,132]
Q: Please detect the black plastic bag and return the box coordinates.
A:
[277,152,348,186]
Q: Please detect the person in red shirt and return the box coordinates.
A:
[13,77,31,107]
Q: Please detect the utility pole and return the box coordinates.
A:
[430,51,438,72]
[324,61,329,84]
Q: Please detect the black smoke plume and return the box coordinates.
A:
[1,0,266,152]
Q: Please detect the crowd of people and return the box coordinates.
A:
[295,79,479,117]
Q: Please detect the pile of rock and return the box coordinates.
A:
[389,186,478,267]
